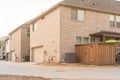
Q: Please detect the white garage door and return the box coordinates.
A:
[33,47,44,63]
[11,51,16,62]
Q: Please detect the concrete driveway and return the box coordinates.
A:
[0,61,120,80]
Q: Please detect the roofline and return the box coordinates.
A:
[8,23,29,35]
[27,3,60,24]
[8,1,120,35]
[27,1,120,24]
[59,3,120,15]
[5,37,9,41]
[8,3,60,35]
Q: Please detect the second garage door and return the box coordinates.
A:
[33,47,44,63]
[11,51,16,62]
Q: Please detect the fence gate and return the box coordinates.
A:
[76,43,116,65]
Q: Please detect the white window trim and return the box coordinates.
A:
[71,8,85,21]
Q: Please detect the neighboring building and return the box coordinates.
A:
[28,0,120,63]
[0,39,5,60]
[9,24,30,62]
[5,37,10,61]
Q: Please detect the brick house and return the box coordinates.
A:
[26,0,120,63]
[9,24,30,62]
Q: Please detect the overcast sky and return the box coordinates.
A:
[0,0,62,37]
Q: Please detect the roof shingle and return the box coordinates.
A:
[60,0,120,14]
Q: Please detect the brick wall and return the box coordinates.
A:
[21,27,30,61]
[10,29,22,62]
[30,8,61,62]
[60,6,120,59]
[10,26,30,62]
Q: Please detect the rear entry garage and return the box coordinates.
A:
[11,51,16,62]
[33,47,44,63]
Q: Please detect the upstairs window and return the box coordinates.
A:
[11,35,13,40]
[71,9,85,21]
[84,37,89,44]
[116,16,120,28]
[27,27,30,37]
[109,15,115,27]
[90,38,95,43]
[76,37,82,44]
[32,23,37,31]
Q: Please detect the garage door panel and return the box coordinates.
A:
[11,51,16,62]
[33,47,44,63]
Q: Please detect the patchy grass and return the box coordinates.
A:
[117,62,120,64]
[36,63,120,68]
[114,63,120,66]
[37,63,96,67]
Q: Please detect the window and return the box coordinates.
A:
[71,9,77,20]
[6,41,8,45]
[90,38,95,43]
[11,35,13,40]
[71,9,85,21]
[76,37,82,44]
[116,16,120,28]
[109,15,115,27]
[27,27,30,37]
[84,37,89,44]
[32,23,37,31]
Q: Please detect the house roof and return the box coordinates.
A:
[9,22,30,35]
[8,0,120,35]
[60,0,120,15]
[5,36,9,41]
[28,0,120,24]
[8,4,59,35]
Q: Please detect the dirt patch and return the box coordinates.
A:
[0,75,116,80]
[36,63,120,68]
[0,75,48,80]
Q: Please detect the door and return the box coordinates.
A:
[33,47,44,63]
[11,51,16,62]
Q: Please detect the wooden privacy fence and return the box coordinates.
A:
[75,43,116,65]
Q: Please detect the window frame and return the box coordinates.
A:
[116,15,120,28]
[109,15,115,28]
[32,23,37,31]
[76,37,82,44]
[90,37,96,43]
[83,37,89,44]
[27,27,30,37]
[71,8,85,21]
[11,35,13,40]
